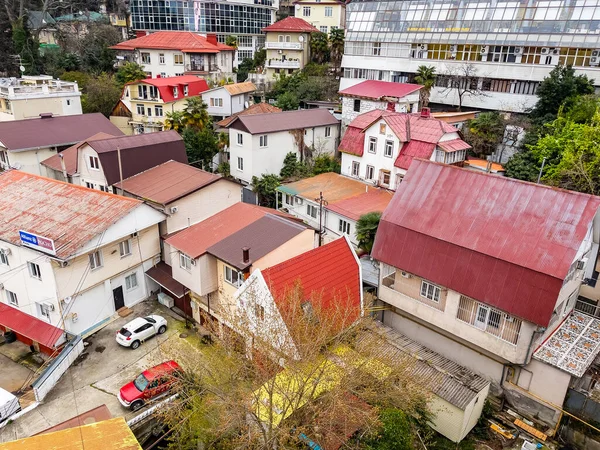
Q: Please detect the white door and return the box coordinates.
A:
[474,305,489,330]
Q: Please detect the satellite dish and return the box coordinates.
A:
[19,65,25,73]
[244,101,249,108]
[298,35,305,42]
[64,296,72,304]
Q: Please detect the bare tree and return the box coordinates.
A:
[439,63,488,111]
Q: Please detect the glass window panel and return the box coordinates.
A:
[406,4,426,22]
[492,2,519,20]
[534,1,562,21]
[429,3,452,21]
[464,3,489,21]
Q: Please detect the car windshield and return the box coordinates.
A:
[144,317,156,324]
[134,374,149,392]
[119,328,132,337]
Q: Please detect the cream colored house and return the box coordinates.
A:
[262,17,319,78]
[294,0,346,34]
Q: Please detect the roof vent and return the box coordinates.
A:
[39,112,53,119]
[420,107,431,118]
[242,247,250,264]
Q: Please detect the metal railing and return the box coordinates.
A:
[266,60,301,69]
[575,299,600,318]
[457,295,521,345]
[265,42,303,50]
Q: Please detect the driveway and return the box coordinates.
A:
[0,300,186,443]
[0,353,33,394]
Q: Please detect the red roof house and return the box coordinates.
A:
[339,80,422,101]
[127,76,209,103]
[111,31,234,53]
[262,16,319,33]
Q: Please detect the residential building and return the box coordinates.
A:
[215,102,282,131]
[431,110,480,131]
[0,75,82,121]
[54,11,106,39]
[276,172,393,247]
[0,113,122,175]
[41,131,188,192]
[0,170,165,347]
[463,158,506,175]
[338,109,470,190]
[109,12,131,40]
[27,11,57,45]
[372,159,600,426]
[128,1,277,61]
[341,0,600,112]
[110,31,235,82]
[112,76,209,135]
[338,80,421,130]
[293,0,346,34]
[201,82,256,120]
[164,203,314,321]
[226,109,340,185]
[262,17,319,78]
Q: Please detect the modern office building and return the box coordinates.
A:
[130,0,279,62]
[341,0,600,112]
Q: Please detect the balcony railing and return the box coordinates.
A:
[265,42,302,50]
[575,299,600,318]
[266,59,301,69]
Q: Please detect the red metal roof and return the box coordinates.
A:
[262,237,361,328]
[327,189,393,221]
[372,159,600,327]
[111,31,234,52]
[337,126,364,156]
[438,138,472,152]
[394,140,436,170]
[41,132,118,175]
[129,76,209,103]
[262,16,319,33]
[339,80,422,100]
[0,302,64,349]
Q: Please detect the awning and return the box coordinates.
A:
[145,262,187,298]
[0,303,65,349]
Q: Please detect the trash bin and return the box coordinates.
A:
[3,331,16,343]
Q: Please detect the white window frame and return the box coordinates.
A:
[303,6,311,16]
[89,155,100,170]
[125,273,138,290]
[237,133,243,145]
[351,161,360,177]
[155,105,163,117]
[89,251,103,270]
[366,165,375,180]
[225,265,243,287]
[307,204,318,218]
[0,252,8,266]
[141,52,151,64]
[285,194,293,205]
[237,157,244,171]
[259,135,268,147]
[368,137,377,154]
[179,252,191,271]
[38,302,52,320]
[119,239,132,257]
[420,280,441,303]
[173,86,179,98]
[384,140,393,157]
[136,104,145,115]
[325,6,333,16]
[28,261,41,280]
[183,85,189,96]
[339,219,351,235]
[159,53,165,64]
[7,290,17,306]
[325,126,331,138]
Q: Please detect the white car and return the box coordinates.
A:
[116,315,168,349]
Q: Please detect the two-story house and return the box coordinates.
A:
[0,113,122,176]
[262,17,318,78]
[201,82,256,121]
[372,159,600,427]
[110,31,235,82]
[0,171,165,348]
[293,0,346,34]
[339,109,470,191]
[41,131,188,192]
[215,102,282,132]
[164,203,314,321]
[338,80,422,130]
[226,109,340,185]
[114,76,210,135]
[276,172,392,248]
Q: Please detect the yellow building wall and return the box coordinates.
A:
[294,1,346,32]
[264,31,311,78]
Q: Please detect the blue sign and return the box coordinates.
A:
[19,230,56,256]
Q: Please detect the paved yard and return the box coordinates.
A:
[0,300,190,443]
[0,353,33,394]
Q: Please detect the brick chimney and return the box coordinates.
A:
[242,247,250,264]
[207,34,218,46]
[421,107,431,118]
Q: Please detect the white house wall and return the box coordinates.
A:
[77,144,109,190]
[203,87,233,117]
[341,94,420,129]
[2,148,57,176]
[323,209,358,247]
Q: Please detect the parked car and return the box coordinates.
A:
[116,315,168,349]
[118,360,181,411]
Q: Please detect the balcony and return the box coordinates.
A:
[185,64,219,73]
[265,42,302,50]
[266,59,301,69]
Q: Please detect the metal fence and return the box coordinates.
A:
[575,299,600,318]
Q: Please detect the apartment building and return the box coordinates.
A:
[201,82,256,120]
[262,17,319,78]
[128,0,278,61]
[0,75,82,121]
[0,171,165,345]
[372,159,600,426]
[341,0,600,112]
[111,32,235,82]
[293,0,346,34]
[338,109,470,190]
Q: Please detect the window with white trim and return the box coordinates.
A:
[179,252,191,270]
[210,98,223,107]
[89,156,100,170]
[28,261,41,280]
[38,302,52,320]
[339,219,351,235]
[368,137,377,153]
[159,53,165,64]
[174,53,184,65]
[237,133,243,145]
[125,273,138,290]
[325,126,331,138]
[237,157,244,171]
[351,161,360,177]
[325,6,333,16]
[384,140,393,157]
[307,204,318,218]
[136,104,145,115]
[285,194,293,205]
[141,52,151,64]
[420,280,441,303]
[7,290,17,306]
[183,85,189,96]
[303,6,311,16]
[225,265,243,287]
[155,105,163,117]
[85,182,94,189]
[89,251,103,270]
[320,26,328,33]
[173,86,178,98]
[0,252,8,266]
[259,135,268,147]
[366,165,375,180]
[119,239,132,257]
[457,295,522,345]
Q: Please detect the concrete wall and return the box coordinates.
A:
[0,95,82,121]
[341,94,420,130]
[109,116,134,136]
[252,229,315,271]
[1,147,57,175]
[77,145,108,190]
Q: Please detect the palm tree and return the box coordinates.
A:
[355,212,382,254]
[309,32,330,64]
[329,28,345,75]
[163,110,186,132]
[414,65,437,108]
[183,97,211,130]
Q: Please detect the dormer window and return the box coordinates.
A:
[173,86,178,98]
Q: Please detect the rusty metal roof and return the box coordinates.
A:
[438,138,471,152]
[223,82,256,95]
[262,16,319,32]
[216,103,282,128]
[35,405,112,436]
[394,140,436,170]
[339,80,422,100]
[227,109,339,135]
[0,171,141,260]
[115,160,223,205]
[372,159,600,326]
[327,189,393,221]
[278,173,378,204]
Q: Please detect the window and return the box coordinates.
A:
[147,108,152,117]
[353,99,361,112]
[380,170,391,186]
[259,135,268,147]
[339,219,351,235]
[325,126,331,138]
[0,151,7,164]
[173,86,178,98]
[320,26,328,33]
[126,273,138,290]
[149,86,158,98]
[420,280,441,303]
[85,182,94,189]
[0,251,8,266]
[237,157,244,171]
[89,251,102,270]
[66,99,71,106]
[183,85,188,96]
[179,252,191,270]
[237,133,243,145]
[368,137,377,154]
[366,165,375,180]
[373,42,381,56]
[28,261,41,279]
[174,54,184,65]
[225,265,243,287]
[136,104,145,115]
[395,173,404,188]
[379,123,386,134]
[255,303,265,321]
[303,6,311,16]
[307,204,318,218]
[89,155,100,170]
[39,302,52,320]
[141,52,151,64]
[351,161,360,177]
[7,290,17,306]
[99,185,108,192]
[325,6,333,16]
[119,240,131,257]
[285,194,293,205]
[155,105,163,117]
[384,140,393,157]
[210,98,223,107]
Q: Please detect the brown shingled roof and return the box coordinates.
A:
[227,109,339,134]
[216,103,282,128]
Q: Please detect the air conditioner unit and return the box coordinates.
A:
[157,292,174,308]
[42,302,55,312]
[0,283,4,290]
[514,47,523,54]
[400,271,411,278]
[480,46,489,55]
[449,44,457,53]
[541,47,550,54]
[591,56,600,66]
[0,248,11,256]
[170,206,179,214]
[419,44,428,51]
[278,49,283,54]
[295,197,304,205]
[577,258,588,270]
[71,313,78,323]
[592,49,600,57]
[551,48,560,55]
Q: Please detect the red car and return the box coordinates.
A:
[118,360,181,411]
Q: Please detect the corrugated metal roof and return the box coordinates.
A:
[262,16,319,32]
[0,113,122,152]
[0,302,64,349]
[327,189,393,221]
[227,109,339,135]
[394,140,436,170]
[130,77,209,103]
[216,103,282,128]
[438,138,472,152]
[278,173,376,203]
[207,215,307,270]
[361,324,489,410]
[116,160,222,205]
[35,405,112,436]
[338,80,422,100]
[223,82,256,95]
[372,159,600,326]
[0,171,141,260]
[111,31,234,52]
[337,126,364,156]
[145,262,187,298]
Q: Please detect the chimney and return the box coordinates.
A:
[386,102,394,112]
[59,153,68,179]
[242,247,250,264]
[420,107,431,118]
[207,34,218,46]
[39,112,53,119]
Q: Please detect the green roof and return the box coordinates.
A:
[55,11,105,22]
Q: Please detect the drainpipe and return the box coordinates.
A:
[522,326,546,366]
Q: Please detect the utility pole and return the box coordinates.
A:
[537,157,547,184]
[314,191,328,247]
